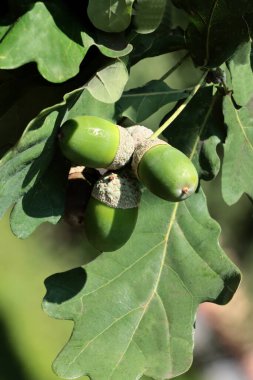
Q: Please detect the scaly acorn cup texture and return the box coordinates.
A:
[132,139,199,202]
[84,172,141,252]
[58,115,134,169]
[127,125,153,147]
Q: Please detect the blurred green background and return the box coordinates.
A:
[0,51,252,380]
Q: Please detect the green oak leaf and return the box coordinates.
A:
[87,0,135,33]
[116,80,190,123]
[222,96,253,205]
[43,188,240,380]
[7,61,129,237]
[0,2,132,83]
[227,41,253,107]
[0,2,85,83]
[0,61,119,229]
[164,87,226,181]
[91,31,132,58]
[133,0,166,34]
[10,155,69,239]
[172,0,251,67]
[0,24,9,40]
[0,106,63,219]
[86,60,129,103]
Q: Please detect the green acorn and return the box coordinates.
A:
[132,138,198,202]
[59,115,134,169]
[84,172,141,252]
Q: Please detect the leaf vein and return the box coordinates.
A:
[233,104,253,151]
[81,240,165,299]
[108,204,179,378]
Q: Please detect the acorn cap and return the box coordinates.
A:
[108,126,135,170]
[132,138,167,178]
[91,172,141,209]
[127,125,153,147]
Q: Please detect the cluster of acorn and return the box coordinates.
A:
[59,116,198,252]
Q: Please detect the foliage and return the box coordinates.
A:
[0,1,252,379]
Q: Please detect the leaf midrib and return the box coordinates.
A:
[233,102,253,151]
[65,204,179,378]
[108,203,179,379]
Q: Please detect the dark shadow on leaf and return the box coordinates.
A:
[92,29,130,52]
[44,1,84,47]
[21,109,65,189]
[20,151,69,218]
[45,1,131,57]
[209,271,241,306]
[44,267,87,304]
[0,53,106,150]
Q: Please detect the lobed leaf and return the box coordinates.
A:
[0,2,85,83]
[87,0,135,33]
[0,2,132,83]
[0,106,63,219]
[227,41,253,107]
[10,155,69,239]
[43,85,240,379]
[86,60,129,104]
[116,80,190,123]
[133,0,166,34]
[43,188,240,380]
[222,96,253,205]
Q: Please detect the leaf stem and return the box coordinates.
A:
[150,72,208,140]
[160,52,190,82]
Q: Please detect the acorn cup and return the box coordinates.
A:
[132,138,199,202]
[59,115,135,170]
[127,124,153,147]
[84,171,141,252]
